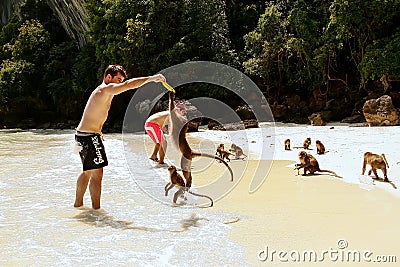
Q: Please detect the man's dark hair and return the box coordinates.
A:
[103,65,127,79]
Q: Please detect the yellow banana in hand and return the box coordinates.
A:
[162,82,175,93]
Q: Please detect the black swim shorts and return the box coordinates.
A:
[75,131,108,171]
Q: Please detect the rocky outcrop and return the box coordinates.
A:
[208,119,258,131]
[362,95,400,126]
[235,105,255,120]
[308,112,326,126]
[341,115,365,123]
[270,103,287,119]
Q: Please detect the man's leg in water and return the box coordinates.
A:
[74,170,92,207]
[89,168,103,209]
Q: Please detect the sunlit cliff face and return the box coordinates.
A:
[1,0,89,47]
[46,0,89,47]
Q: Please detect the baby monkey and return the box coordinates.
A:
[216,144,233,162]
[165,165,213,207]
[362,152,389,182]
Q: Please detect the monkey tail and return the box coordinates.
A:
[319,169,342,178]
[382,153,389,168]
[192,152,234,181]
[187,190,213,207]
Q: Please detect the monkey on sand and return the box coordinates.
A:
[165,165,213,207]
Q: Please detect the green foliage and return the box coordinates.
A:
[243,0,329,94]
[45,42,80,110]
[225,1,265,53]
[84,0,237,74]
[1,0,400,125]
[0,19,50,105]
[72,42,99,96]
[0,59,35,104]
[327,0,400,87]
[19,0,70,44]
[360,31,400,83]
[243,0,400,98]
[5,19,50,64]
[243,3,285,79]
[0,17,21,61]
[82,0,238,100]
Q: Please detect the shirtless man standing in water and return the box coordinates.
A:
[75,64,166,209]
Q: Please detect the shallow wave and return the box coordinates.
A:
[0,130,248,266]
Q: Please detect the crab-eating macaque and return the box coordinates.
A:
[295,151,341,178]
[284,139,291,150]
[216,143,234,162]
[216,143,225,158]
[219,150,234,162]
[165,165,213,207]
[362,152,389,182]
[316,140,326,154]
[169,92,233,188]
[229,143,247,160]
[294,137,312,149]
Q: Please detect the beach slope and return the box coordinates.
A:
[212,159,400,266]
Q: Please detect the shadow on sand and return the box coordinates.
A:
[73,208,209,233]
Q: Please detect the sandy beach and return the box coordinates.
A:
[209,159,400,266]
[147,124,400,266]
[1,126,399,266]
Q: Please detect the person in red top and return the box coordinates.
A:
[145,102,186,165]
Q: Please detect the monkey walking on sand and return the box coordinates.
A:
[361,152,397,189]
[165,165,213,207]
[216,143,234,162]
[219,150,234,162]
[293,138,312,149]
[295,151,341,178]
[362,152,389,182]
[169,92,233,189]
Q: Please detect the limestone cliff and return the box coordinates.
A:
[1,0,88,47]
[46,0,89,47]
[1,0,23,25]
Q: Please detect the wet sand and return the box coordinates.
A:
[209,159,400,266]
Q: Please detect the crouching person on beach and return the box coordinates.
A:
[74,64,166,209]
[145,103,186,165]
